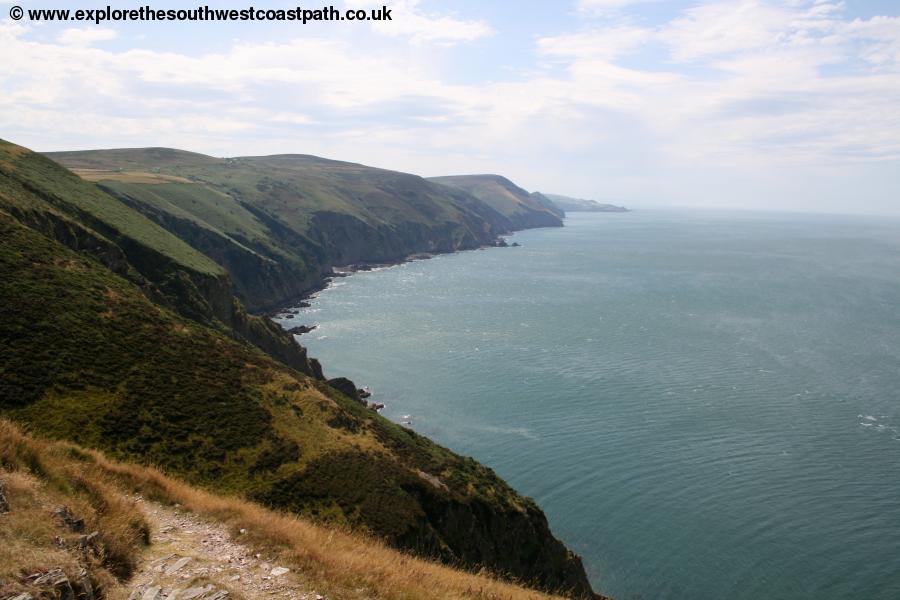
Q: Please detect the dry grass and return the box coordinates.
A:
[0,419,572,600]
[72,169,194,184]
[97,454,571,600]
[0,421,149,599]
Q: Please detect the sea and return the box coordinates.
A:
[275,210,900,600]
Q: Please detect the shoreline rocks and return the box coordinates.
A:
[286,324,317,336]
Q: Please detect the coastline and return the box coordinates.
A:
[268,217,610,599]
[267,225,559,318]
[269,227,545,413]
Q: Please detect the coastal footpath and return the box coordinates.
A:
[0,419,610,600]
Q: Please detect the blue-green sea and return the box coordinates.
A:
[276,210,900,600]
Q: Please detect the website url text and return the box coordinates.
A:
[8,5,393,25]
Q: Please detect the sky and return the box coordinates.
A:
[1,0,899,213]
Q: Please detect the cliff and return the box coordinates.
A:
[428,174,565,230]
[0,139,597,598]
[543,194,628,213]
[0,419,604,600]
[45,151,558,313]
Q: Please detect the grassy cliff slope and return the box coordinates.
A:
[0,420,605,600]
[0,140,321,377]
[543,194,628,213]
[428,175,564,230]
[1,140,596,598]
[46,150,552,312]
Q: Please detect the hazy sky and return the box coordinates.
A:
[1,0,899,213]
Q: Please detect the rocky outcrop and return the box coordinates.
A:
[231,301,323,379]
[326,377,365,404]
[55,505,85,532]
[21,568,96,600]
[286,324,317,336]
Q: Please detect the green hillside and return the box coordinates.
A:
[543,194,628,213]
[46,150,553,312]
[1,139,595,598]
[428,174,564,229]
[0,144,221,277]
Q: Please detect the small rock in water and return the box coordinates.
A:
[287,324,317,336]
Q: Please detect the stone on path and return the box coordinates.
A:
[165,557,192,575]
[181,585,214,600]
[141,586,162,600]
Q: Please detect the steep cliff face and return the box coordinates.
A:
[305,209,491,266]
[46,150,556,312]
[3,139,597,597]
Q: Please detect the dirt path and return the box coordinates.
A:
[127,496,325,600]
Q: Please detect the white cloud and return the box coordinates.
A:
[578,0,659,13]
[355,0,494,45]
[56,27,118,46]
[538,26,652,61]
[0,0,898,212]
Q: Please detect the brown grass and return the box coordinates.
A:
[96,455,570,600]
[0,420,572,600]
[0,421,148,599]
[72,169,194,184]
